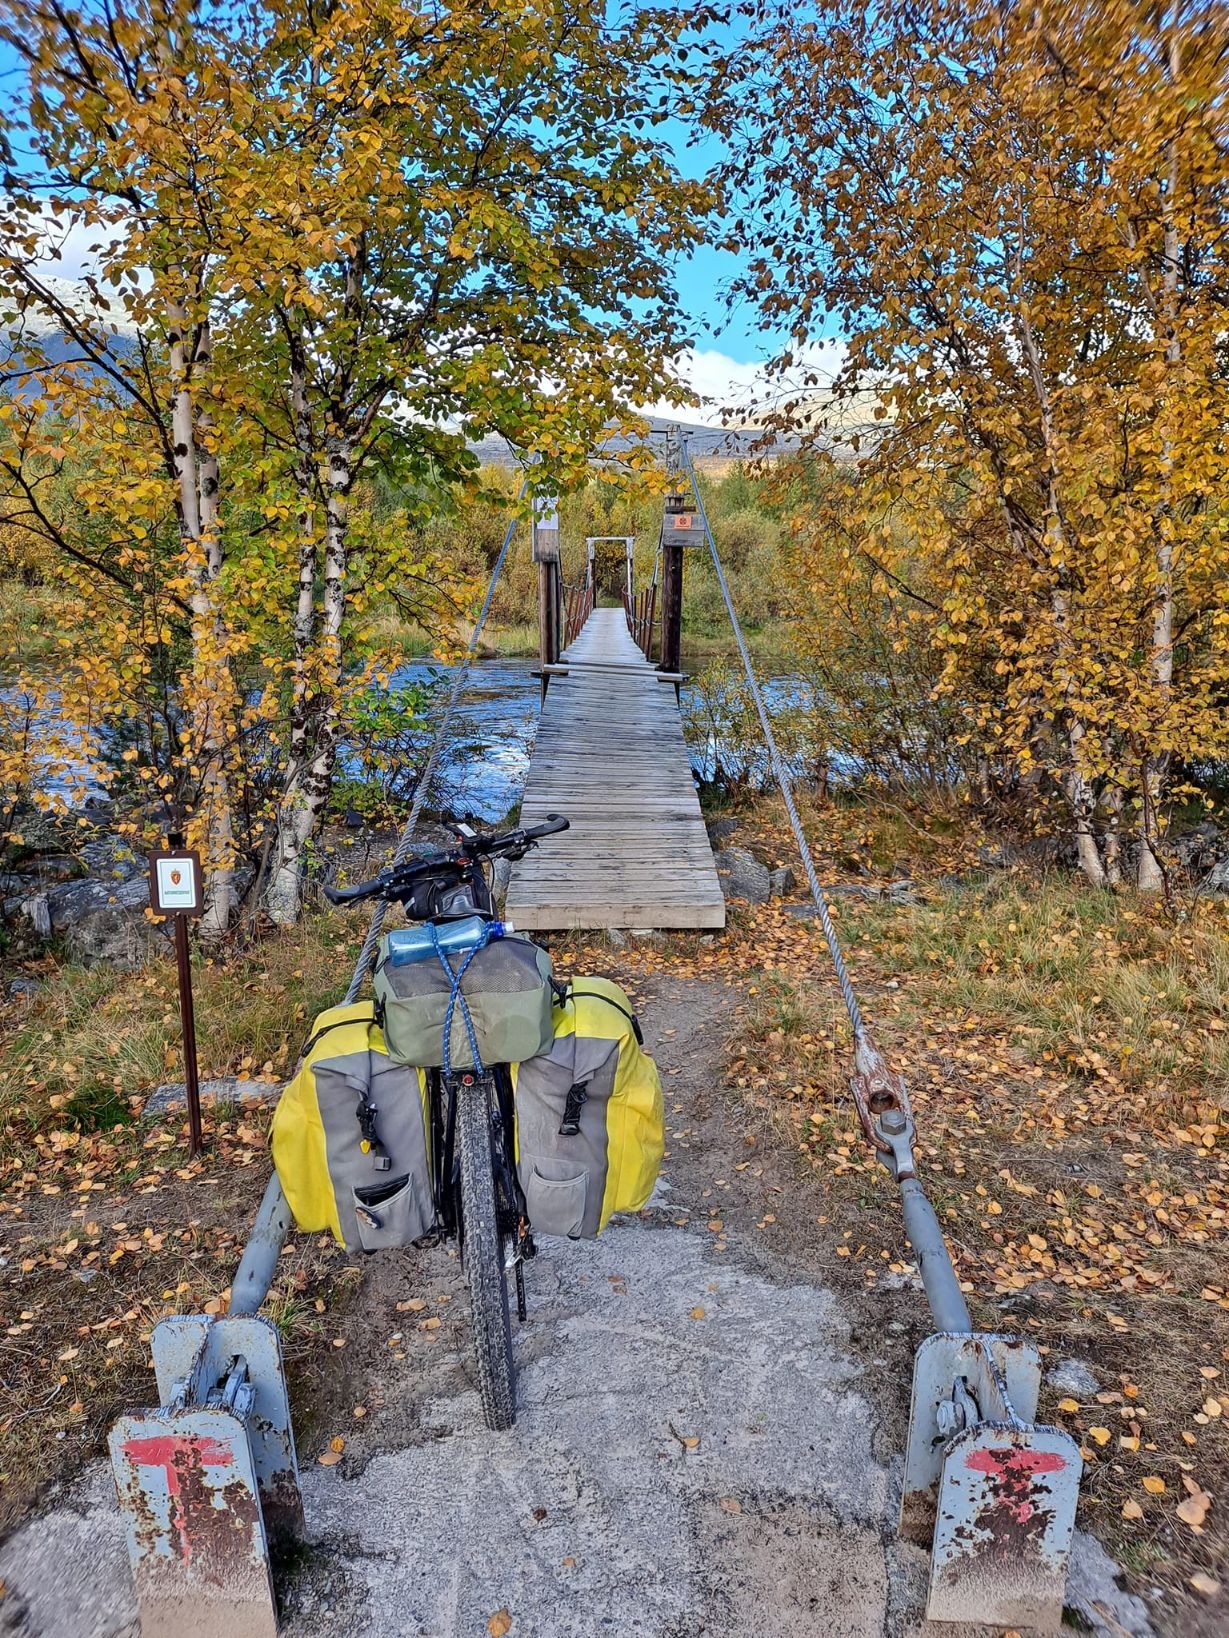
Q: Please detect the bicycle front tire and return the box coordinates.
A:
[457,1079,516,1430]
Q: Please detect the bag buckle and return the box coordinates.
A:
[356,1095,392,1171]
[558,1081,588,1137]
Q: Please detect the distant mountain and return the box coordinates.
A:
[466,415,803,469]
[4,281,876,462]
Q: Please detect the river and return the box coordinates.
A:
[6,655,823,827]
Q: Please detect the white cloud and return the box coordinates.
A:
[6,202,132,283]
[640,340,848,425]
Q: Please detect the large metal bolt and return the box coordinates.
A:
[936,1397,964,1439]
[879,1108,908,1137]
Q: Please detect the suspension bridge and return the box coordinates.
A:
[507,608,724,929]
[505,485,724,929]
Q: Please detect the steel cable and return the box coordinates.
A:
[343,477,528,1004]
[679,443,868,1042]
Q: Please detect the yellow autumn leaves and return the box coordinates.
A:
[709,0,1229,890]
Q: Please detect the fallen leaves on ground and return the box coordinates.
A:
[556,792,1229,1618]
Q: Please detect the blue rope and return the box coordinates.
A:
[432,922,491,1079]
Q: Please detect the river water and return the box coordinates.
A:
[390,656,819,821]
[6,655,819,825]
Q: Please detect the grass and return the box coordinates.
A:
[854,876,1229,1110]
[362,603,799,665]
[0,581,65,668]
[0,908,369,1143]
[708,796,1229,1621]
[366,608,542,659]
[0,908,378,1531]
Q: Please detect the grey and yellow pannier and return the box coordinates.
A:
[271,1001,434,1252]
[373,929,555,1069]
[513,977,665,1239]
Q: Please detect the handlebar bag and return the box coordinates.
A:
[373,931,554,1071]
[271,1001,435,1251]
[512,977,664,1239]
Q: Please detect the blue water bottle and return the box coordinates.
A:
[385,915,506,967]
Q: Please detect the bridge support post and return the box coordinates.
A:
[659,493,704,691]
[659,541,683,679]
[533,496,562,697]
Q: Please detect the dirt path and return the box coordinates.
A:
[0,977,1152,1638]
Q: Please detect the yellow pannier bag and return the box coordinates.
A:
[271,1001,433,1253]
[512,977,664,1239]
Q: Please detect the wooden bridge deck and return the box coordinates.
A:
[506,608,725,930]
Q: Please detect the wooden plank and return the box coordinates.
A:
[506,607,725,930]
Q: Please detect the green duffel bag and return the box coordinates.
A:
[373,927,555,1069]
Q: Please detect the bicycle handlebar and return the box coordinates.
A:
[322,815,570,907]
[521,814,569,842]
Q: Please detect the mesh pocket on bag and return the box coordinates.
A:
[524,1163,589,1239]
[352,1173,431,1251]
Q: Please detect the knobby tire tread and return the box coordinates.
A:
[457,1083,516,1430]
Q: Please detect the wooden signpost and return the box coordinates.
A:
[147,837,205,1156]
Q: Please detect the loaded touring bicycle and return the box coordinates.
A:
[271,815,666,1429]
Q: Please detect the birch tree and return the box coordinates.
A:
[710,0,1229,889]
[0,0,247,930]
[230,0,714,923]
[2,0,715,928]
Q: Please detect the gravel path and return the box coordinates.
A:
[0,978,1152,1638]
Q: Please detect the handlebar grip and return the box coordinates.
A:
[323,878,381,905]
[523,814,570,840]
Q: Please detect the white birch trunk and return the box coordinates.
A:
[1064,723,1108,889]
[168,303,236,935]
[1138,28,1181,893]
[267,428,351,925]
[1011,245,1108,890]
[265,336,318,921]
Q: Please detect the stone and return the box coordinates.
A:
[143,1077,280,1118]
[712,847,771,904]
[1045,1357,1100,1398]
[885,878,922,904]
[605,927,628,948]
[975,840,1020,869]
[6,977,38,1002]
[6,853,81,884]
[78,834,144,882]
[1017,834,1068,868]
[1203,858,1229,895]
[41,875,160,968]
[788,880,922,907]
[768,865,796,897]
[1065,1530,1155,1637]
[707,817,740,846]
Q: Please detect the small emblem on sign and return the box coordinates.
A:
[170,868,182,886]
